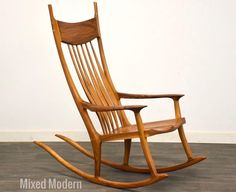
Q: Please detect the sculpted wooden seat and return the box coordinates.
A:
[34,2,206,189]
[100,118,186,141]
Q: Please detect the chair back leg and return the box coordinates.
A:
[92,140,102,177]
[123,139,132,165]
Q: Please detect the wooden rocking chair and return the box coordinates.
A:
[34,2,206,189]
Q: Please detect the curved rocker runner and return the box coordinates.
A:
[54,134,205,174]
[34,141,167,188]
[34,2,206,189]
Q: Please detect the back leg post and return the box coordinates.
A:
[92,141,102,177]
[174,100,193,160]
[123,139,132,165]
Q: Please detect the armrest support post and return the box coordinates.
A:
[174,99,182,119]
[173,99,193,159]
[134,112,145,135]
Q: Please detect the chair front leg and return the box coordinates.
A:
[134,111,158,176]
[174,100,193,160]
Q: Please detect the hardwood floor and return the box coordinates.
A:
[0,142,235,191]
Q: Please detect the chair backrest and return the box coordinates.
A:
[48,3,130,137]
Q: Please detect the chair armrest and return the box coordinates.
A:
[118,92,184,100]
[82,101,147,138]
[82,101,147,112]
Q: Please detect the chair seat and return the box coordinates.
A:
[100,118,186,141]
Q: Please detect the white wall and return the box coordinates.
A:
[0,0,236,142]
